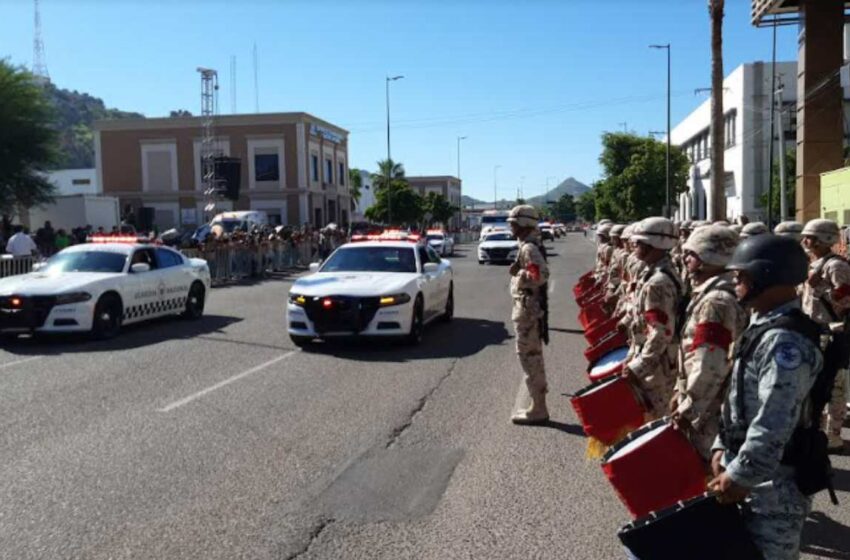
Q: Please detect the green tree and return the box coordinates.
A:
[760,149,796,220]
[365,180,423,225]
[422,192,457,227]
[0,61,57,221]
[551,193,576,223]
[370,158,405,192]
[348,168,362,212]
[594,132,689,222]
[576,189,597,222]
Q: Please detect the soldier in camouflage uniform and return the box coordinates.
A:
[710,235,822,560]
[671,225,747,459]
[605,225,627,303]
[594,223,614,286]
[507,205,551,425]
[671,220,692,278]
[619,217,682,417]
[740,221,769,239]
[801,218,850,451]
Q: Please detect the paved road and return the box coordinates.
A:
[1,234,848,559]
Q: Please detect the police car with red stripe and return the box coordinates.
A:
[286,231,453,346]
[0,236,211,340]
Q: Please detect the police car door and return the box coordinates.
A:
[418,245,439,318]
[426,245,450,310]
[126,248,166,322]
[155,248,191,315]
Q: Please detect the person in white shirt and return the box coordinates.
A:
[5,226,38,257]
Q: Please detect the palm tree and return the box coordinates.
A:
[370,159,405,192]
[348,168,362,212]
[709,0,726,221]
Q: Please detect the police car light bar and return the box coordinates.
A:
[350,232,422,243]
[87,235,152,244]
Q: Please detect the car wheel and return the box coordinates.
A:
[441,284,454,322]
[290,334,313,348]
[406,296,424,345]
[91,294,122,340]
[182,282,205,320]
[478,260,485,265]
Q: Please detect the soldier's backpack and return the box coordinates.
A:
[733,308,839,504]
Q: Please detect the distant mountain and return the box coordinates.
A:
[462,177,590,208]
[43,82,144,169]
[526,177,590,206]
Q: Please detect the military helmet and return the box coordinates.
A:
[773,220,804,242]
[680,220,693,232]
[729,224,743,235]
[622,223,635,240]
[598,219,613,227]
[630,217,677,250]
[726,234,808,295]
[597,223,613,238]
[682,224,740,267]
[740,221,769,239]
[506,204,539,228]
[610,224,626,238]
[802,218,840,246]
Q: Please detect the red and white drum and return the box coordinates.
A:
[601,418,707,519]
[577,287,604,309]
[578,301,608,331]
[573,271,597,298]
[584,330,628,364]
[587,346,629,382]
[618,493,762,560]
[570,376,646,447]
[584,315,620,345]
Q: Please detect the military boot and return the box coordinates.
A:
[511,391,549,425]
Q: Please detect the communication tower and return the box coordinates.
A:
[33,0,49,82]
[197,67,221,215]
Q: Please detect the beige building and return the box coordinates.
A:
[94,113,350,229]
[406,176,462,230]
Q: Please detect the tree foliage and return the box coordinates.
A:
[594,132,689,222]
[576,189,597,222]
[0,61,58,218]
[422,192,457,226]
[760,149,796,220]
[549,193,576,223]
[370,159,406,192]
[365,179,423,225]
[348,167,362,211]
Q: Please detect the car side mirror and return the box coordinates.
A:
[309,262,320,273]
[131,263,151,273]
[423,262,439,273]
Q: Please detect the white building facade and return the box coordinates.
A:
[671,62,797,222]
[44,168,99,196]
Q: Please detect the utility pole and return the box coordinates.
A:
[197,67,221,218]
[776,82,788,221]
[493,165,502,210]
[456,136,467,181]
[32,0,49,83]
[385,75,404,225]
[709,0,726,222]
[766,19,778,227]
[650,44,672,218]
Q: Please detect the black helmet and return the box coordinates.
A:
[726,234,808,296]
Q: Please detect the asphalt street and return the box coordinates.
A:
[1,233,849,559]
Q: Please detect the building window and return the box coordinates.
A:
[254,153,279,181]
[325,159,333,183]
[71,178,91,185]
[311,155,319,182]
[339,162,345,186]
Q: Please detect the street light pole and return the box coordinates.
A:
[456,136,467,181]
[493,165,502,210]
[650,44,671,218]
[385,75,404,225]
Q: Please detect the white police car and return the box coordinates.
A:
[0,236,211,340]
[425,229,455,257]
[286,232,453,346]
[477,230,519,264]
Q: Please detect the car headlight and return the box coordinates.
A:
[55,292,92,305]
[379,293,411,306]
[289,293,307,306]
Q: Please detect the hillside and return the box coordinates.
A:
[461,177,590,208]
[44,82,144,169]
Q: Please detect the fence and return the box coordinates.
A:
[181,240,314,286]
[0,255,35,279]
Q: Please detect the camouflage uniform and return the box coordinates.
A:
[623,255,681,416]
[713,301,823,560]
[606,230,627,300]
[801,252,850,443]
[675,273,747,458]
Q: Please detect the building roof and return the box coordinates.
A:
[752,0,850,26]
[406,176,461,183]
[94,112,348,135]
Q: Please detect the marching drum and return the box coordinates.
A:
[601,418,707,519]
[570,376,646,451]
[573,271,597,298]
[618,493,763,560]
[577,287,605,309]
[584,330,628,365]
[584,316,620,345]
[587,346,629,382]
[578,301,608,331]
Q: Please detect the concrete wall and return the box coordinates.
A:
[821,166,850,225]
[44,168,99,196]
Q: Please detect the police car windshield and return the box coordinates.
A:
[320,246,417,273]
[485,233,516,241]
[426,234,444,241]
[42,251,127,274]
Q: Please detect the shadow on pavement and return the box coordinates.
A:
[802,510,850,560]
[0,314,243,356]
[308,317,510,362]
[538,420,585,436]
[549,327,585,335]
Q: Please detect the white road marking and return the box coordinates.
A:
[0,356,42,370]
[549,278,556,294]
[159,351,298,412]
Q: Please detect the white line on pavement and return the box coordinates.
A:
[0,356,42,370]
[549,278,557,294]
[158,351,298,412]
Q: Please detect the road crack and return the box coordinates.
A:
[386,357,460,449]
[282,518,333,560]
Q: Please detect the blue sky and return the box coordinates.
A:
[1,0,799,202]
